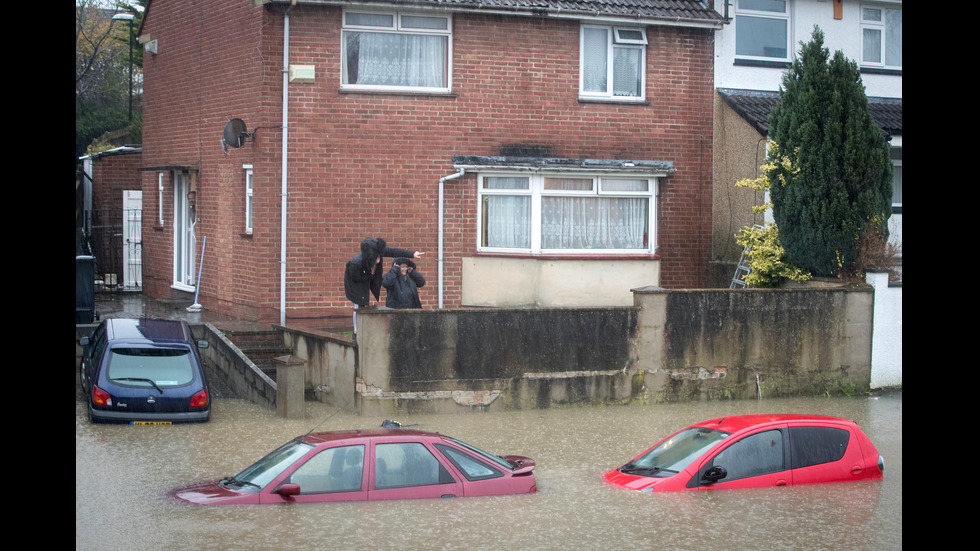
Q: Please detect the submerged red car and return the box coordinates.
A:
[604,414,883,492]
[174,428,536,504]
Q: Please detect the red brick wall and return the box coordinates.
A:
[90,151,142,216]
[141,3,714,321]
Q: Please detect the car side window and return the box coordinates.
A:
[87,323,107,361]
[789,426,850,468]
[287,445,364,494]
[435,444,503,481]
[709,429,785,482]
[375,442,455,489]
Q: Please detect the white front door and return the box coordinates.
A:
[173,172,196,291]
[122,190,143,290]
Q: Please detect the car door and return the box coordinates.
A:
[79,322,108,395]
[368,440,463,500]
[788,424,864,485]
[264,444,369,503]
[689,427,791,490]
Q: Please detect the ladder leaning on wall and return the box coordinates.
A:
[730,225,763,289]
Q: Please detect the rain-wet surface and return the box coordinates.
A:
[76,390,902,550]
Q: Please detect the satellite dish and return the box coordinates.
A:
[222,118,250,149]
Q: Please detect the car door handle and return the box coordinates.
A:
[775,479,787,486]
[851,466,863,475]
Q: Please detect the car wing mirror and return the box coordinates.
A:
[79,336,90,346]
[275,483,300,497]
[702,466,727,484]
[197,340,210,349]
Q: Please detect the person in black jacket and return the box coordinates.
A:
[382,257,425,309]
[344,237,422,339]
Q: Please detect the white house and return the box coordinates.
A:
[709,0,902,282]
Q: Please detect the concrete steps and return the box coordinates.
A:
[222,329,290,381]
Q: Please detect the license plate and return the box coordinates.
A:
[131,421,172,425]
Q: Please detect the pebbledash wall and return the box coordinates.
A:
[275,285,881,415]
[138,2,716,322]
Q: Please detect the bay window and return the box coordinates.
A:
[342,10,451,92]
[479,173,657,254]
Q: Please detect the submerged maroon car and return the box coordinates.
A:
[604,414,883,492]
[175,428,536,504]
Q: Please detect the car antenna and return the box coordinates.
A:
[299,407,344,443]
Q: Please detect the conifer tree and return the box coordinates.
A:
[767,27,892,277]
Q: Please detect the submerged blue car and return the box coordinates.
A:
[79,318,211,424]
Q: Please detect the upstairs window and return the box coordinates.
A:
[861,5,902,69]
[342,10,451,92]
[580,25,647,101]
[734,0,790,61]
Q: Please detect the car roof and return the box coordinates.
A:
[694,414,854,434]
[300,428,446,445]
[105,318,193,343]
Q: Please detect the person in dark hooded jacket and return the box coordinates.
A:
[344,238,422,337]
[382,257,425,309]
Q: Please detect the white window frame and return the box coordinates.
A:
[861,4,902,69]
[579,24,647,102]
[341,9,452,93]
[243,164,253,235]
[734,0,791,62]
[477,172,658,255]
[890,146,901,211]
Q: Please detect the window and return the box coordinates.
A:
[243,164,253,234]
[374,442,455,489]
[106,347,195,387]
[862,5,902,69]
[287,445,364,494]
[709,429,786,482]
[435,444,503,481]
[478,173,658,254]
[788,427,849,469]
[890,147,902,213]
[734,0,790,61]
[342,10,451,92]
[580,24,646,100]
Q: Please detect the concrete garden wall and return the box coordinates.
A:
[350,284,876,414]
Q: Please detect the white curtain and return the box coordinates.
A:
[541,197,648,249]
[344,31,447,88]
[484,195,531,248]
[582,27,608,93]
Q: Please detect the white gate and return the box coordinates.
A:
[122,190,143,290]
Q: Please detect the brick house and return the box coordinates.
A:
[137,0,724,324]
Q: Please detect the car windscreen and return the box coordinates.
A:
[622,427,730,477]
[107,346,196,387]
[227,439,314,490]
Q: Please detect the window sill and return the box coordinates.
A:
[733,58,791,69]
[475,251,660,261]
[338,87,457,99]
[860,67,902,77]
[577,96,649,106]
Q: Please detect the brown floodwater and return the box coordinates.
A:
[75,393,901,550]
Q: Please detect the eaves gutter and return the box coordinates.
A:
[259,0,725,30]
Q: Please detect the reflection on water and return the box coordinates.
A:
[76,394,901,550]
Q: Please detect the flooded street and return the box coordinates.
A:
[76,393,901,550]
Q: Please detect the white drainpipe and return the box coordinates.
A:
[438,168,465,308]
[279,2,296,326]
